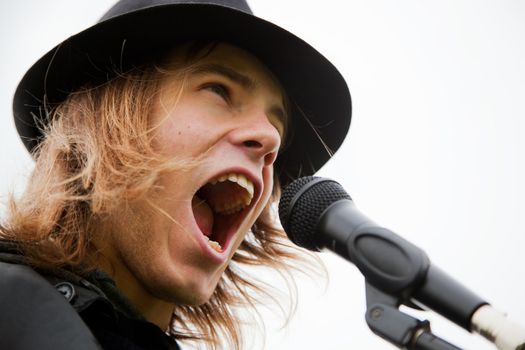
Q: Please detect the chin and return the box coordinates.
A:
[146,268,221,307]
[171,284,217,306]
[177,290,215,306]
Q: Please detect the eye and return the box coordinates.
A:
[202,83,230,102]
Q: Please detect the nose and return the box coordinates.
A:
[229,113,281,167]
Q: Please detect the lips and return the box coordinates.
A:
[191,171,257,254]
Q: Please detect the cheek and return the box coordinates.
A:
[154,111,224,157]
[106,203,163,266]
[259,166,275,208]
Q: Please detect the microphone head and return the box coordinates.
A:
[278,176,351,251]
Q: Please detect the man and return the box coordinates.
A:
[0,1,351,349]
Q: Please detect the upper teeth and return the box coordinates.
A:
[208,173,255,215]
[210,173,254,197]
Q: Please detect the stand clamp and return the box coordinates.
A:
[365,283,462,350]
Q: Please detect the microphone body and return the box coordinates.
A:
[279,176,525,349]
[319,198,485,330]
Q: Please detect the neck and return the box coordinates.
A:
[94,239,174,330]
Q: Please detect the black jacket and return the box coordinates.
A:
[0,241,180,350]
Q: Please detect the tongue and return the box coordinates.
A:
[192,195,214,236]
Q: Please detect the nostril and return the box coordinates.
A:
[243,140,262,148]
[264,152,277,166]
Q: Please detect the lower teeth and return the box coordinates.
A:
[205,236,222,252]
[208,240,222,252]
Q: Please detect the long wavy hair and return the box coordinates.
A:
[0,43,321,349]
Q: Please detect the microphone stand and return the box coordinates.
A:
[279,177,525,348]
[365,282,461,349]
[319,200,525,350]
[321,201,480,349]
[318,199,525,349]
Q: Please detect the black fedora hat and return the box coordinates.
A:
[13,0,351,186]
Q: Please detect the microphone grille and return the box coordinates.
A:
[278,176,351,251]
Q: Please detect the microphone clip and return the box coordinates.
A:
[365,282,461,350]
[365,282,462,350]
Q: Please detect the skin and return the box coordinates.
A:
[97,43,286,330]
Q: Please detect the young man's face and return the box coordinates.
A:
[103,43,286,312]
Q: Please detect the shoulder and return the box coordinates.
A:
[0,260,53,292]
[0,261,102,350]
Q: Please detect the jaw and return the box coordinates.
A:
[96,166,276,316]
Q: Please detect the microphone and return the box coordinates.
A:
[278,176,525,350]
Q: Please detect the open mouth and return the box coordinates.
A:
[192,172,256,254]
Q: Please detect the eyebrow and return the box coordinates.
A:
[188,62,287,132]
[188,63,256,91]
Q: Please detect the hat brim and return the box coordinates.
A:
[13,4,351,186]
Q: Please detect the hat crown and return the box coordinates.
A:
[100,0,252,22]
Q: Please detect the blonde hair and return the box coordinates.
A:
[1,45,321,349]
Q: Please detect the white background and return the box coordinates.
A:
[1,1,524,349]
